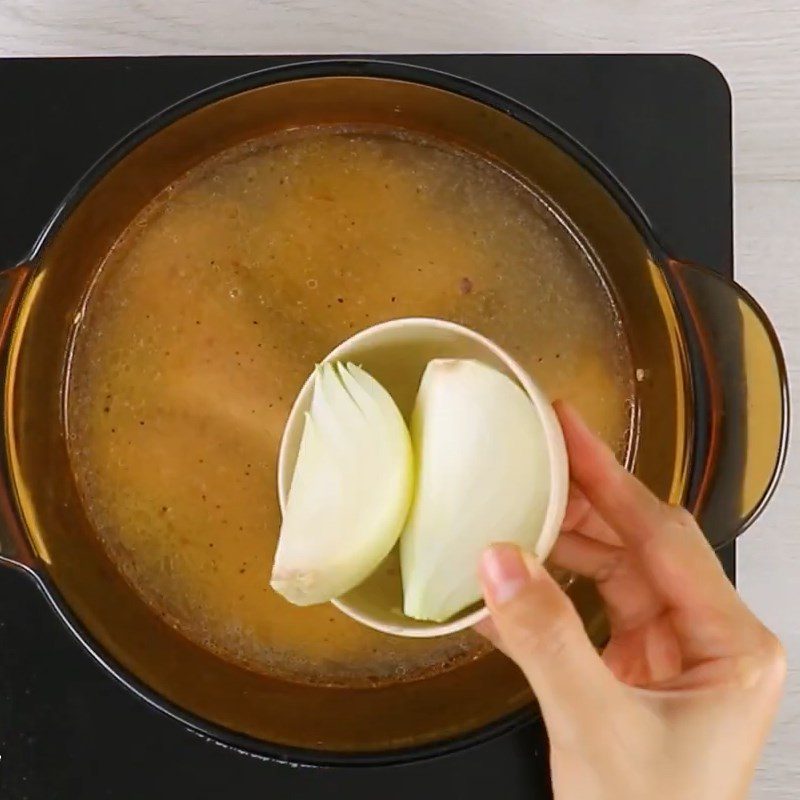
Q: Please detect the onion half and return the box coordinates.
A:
[400,359,551,622]
[270,362,413,605]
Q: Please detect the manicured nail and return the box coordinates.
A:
[481,544,531,605]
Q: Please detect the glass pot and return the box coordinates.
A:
[0,62,788,765]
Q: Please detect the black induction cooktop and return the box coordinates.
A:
[0,55,733,800]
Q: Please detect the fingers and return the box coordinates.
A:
[561,485,621,546]
[601,619,683,686]
[479,543,620,738]
[550,531,662,631]
[554,401,739,615]
[555,401,673,548]
[637,509,743,616]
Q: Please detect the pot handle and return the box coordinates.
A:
[666,259,789,549]
[0,263,36,570]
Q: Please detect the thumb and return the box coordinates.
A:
[479,543,620,738]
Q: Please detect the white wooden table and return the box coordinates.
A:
[1,1,798,796]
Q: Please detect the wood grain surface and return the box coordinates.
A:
[0,1,798,796]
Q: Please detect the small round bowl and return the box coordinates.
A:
[277,317,569,637]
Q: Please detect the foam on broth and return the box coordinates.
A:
[67,128,633,686]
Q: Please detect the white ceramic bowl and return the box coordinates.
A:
[277,317,569,637]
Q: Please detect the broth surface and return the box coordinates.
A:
[67,128,633,685]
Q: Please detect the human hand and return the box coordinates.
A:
[477,402,786,800]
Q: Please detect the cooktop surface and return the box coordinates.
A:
[0,54,733,799]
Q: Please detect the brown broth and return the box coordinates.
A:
[66,128,633,686]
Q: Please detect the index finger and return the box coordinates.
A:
[554,401,740,615]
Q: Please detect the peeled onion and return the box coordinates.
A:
[400,359,551,622]
[270,362,413,605]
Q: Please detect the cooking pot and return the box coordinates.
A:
[0,61,788,765]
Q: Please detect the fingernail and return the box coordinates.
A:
[481,544,531,605]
